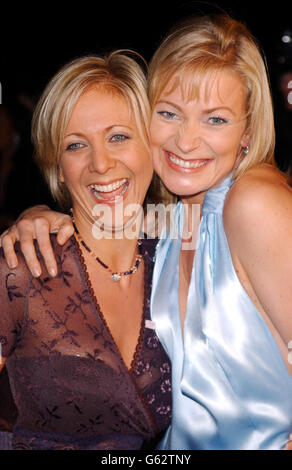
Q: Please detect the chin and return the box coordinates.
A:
[160,177,198,198]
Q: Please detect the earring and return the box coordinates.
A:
[242,144,249,155]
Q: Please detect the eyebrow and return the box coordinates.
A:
[64,132,85,139]
[64,125,133,139]
[156,100,235,116]
[156,100,183,113]
[203,106,235,116]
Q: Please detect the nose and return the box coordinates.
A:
[175,120,201,154]
[88,145,116,174]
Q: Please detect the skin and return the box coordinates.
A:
[1,86,153,371]
[150,71,249,330]
[59,87,153,368]
[150,71,249,204]
[1,70,292,448]
[60,87,153,252]
[150,71,292,377]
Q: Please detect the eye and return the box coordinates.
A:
[65,142,85,151]
[110,134,129,143]
[156,111,178,120]
[208,116,229,125]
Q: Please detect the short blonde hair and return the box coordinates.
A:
[32,51,152,207]
[148,14,275,178]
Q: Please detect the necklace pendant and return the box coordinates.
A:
[71,214,142,282]
[112,273,122,282]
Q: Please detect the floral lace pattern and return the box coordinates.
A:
[0,236,171,450]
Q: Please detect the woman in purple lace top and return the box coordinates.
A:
[0,52,171,450]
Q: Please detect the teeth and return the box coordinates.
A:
[168,154,208,169]
[90,178,127,193]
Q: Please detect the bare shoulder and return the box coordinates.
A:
[222,166,292,349]
[223,164,292,230]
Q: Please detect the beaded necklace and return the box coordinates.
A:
[71,212,142,282]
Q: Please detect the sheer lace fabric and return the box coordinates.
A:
[0,236,171,450]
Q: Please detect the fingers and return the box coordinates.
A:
[0,207,73,278]
[0,227,19,269]
[55,215,75,245]
[17,218,42,278]
[18,215,74,277]
[34,218,58,277]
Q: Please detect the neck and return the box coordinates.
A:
[179,192,206,252]
[181,189,206,208]
[73,209,142,273]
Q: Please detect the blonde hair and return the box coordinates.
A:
[32,50,153,207]
[148,14,275,179]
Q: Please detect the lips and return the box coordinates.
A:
[165,151,211,172]
[89,178,130,204]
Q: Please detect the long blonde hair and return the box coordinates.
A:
[148,13,275,179]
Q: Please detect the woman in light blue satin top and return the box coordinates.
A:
[150,175,292,449]
[147,14,292,449]
[2,14,292,450]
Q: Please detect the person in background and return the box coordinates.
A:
[272,28,292,175]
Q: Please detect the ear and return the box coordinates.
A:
[240,132,250,149]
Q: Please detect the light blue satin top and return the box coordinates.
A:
[151,174,292,450]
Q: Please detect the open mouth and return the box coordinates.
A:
[165,151,211,171]
[89,178,130,204]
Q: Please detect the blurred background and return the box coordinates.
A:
[0,0,291,435]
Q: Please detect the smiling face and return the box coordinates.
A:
[150,70,249,204]
[59,86,153,232]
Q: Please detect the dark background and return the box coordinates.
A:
[2,1,292,100]
[1,1,291,95]
[0,0,291,433]
[0,0,292,231]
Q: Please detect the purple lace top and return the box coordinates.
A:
[0,236,171,450]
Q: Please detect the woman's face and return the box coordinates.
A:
[150,70,249,204]
[60,87,153,232]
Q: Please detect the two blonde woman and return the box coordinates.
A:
[2,14,292,449]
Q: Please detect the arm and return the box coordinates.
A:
[0,205,74,277]
[224,167,292,350]
[0,359,7,375]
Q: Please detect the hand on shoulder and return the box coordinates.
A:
[0,206,73,277]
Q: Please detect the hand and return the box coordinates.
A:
[286,434,292,450]
[0,205,74,277]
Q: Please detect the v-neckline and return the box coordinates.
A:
[178,247,196,338]
[73,236,147,375]
[177,201,199,343]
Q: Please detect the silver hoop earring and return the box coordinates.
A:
[242,144,249,155]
